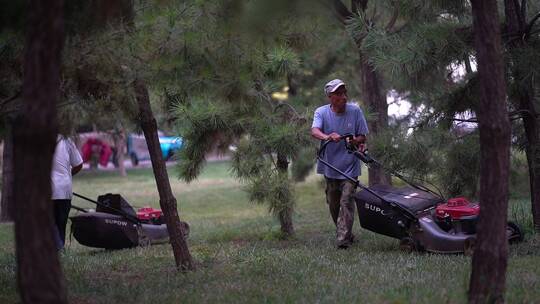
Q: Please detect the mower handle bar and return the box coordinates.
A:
[72,192,141,225]
[317,135,417,220]
[70,204,88,213]
[350,149,442,198]
[320,133,441,198]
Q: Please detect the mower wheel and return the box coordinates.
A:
[464,237,476,256]
[399,237,420,253]
[180,221,190,239]
[507,221,524,244]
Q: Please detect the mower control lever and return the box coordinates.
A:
[354,150,375,164]
[318,133,354,158]
[339,133,361,153]
[340,133,354,140]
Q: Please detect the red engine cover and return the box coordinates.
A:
[435,197,479,219]
[137,207,163,220]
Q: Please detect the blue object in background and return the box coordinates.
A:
[159,136,183,159]
[127,134,183,166]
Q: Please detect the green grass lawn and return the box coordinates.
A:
[0,162,539,303]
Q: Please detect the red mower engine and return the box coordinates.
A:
[137,207,165,225]
[435,197,480,234]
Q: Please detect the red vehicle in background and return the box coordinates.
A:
[77,131,183,168]
[81,138,113,167]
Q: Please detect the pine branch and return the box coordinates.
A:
[332,0,354,24]
[526,11,540,37]
[2,100,80,116]
[528,28,540,36]
[453,129,477,141]
[385,6,399,32]
[389,22,408,34]
[451,117,478,123]
[0,37,17,58]
[253,80,276,115]
[454,25,475,45]
[351,0,367,14]
[302,55,339,86]
[351,0,359,14]
[512,0,526,30]
[449,110,536,124]
[274,102,306,123]
[521,0,527,29]
[359,0,368,11]
[0,92,21,108]
[464,57,473,74]
[509,109,539,119]
[370,3,378,24]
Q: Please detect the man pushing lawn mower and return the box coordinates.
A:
[312,79,523,253]
[311,79,369,249]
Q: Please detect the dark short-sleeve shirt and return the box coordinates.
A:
[312,103,369,179]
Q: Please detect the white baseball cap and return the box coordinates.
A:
[324,79,346,96]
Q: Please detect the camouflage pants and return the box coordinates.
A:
[325,177,357,247]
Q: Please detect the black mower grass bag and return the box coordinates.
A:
[96,193,137,218]
[70,193,186,250]
[354,184,443,239]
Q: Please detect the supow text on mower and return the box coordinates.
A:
[364,192,419,216]
[104,219,128,227]
[364,203,390,216]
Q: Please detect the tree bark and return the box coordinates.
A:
[331,0,392,186]
[276,152,294,236]
[133,78,195,271]
[468,0,511,303]
[1,118,15,222]
[112,126,127,177]
[91,0,134,28]
[13,0,68,303]
[359,55,392,186]
[520,96,540,231]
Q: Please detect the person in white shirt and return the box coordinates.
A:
[51,135,83,250]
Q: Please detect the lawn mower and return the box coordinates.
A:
[69,193,189,250]
[317,134,523,253]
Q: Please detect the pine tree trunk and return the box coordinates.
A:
[468,0,511,303]
[332,0,392,186]
[93,0,194,270]
[133,78,195,271]
[13,0,68,302]
[113,127,127,177]
[522,115,540,231]
[1,118,14,222]
[514,78,540,231]
[277,152,294,236]
[287,74,297,96]
[359,55,392,186]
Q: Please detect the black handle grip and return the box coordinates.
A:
[354,150,374,164]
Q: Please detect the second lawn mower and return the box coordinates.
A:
[70,193,189,250]
[317,134,523,253]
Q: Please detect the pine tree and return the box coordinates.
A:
[348,1,532,300]
[468,1,511,302]
[331,0,398,186]
[356,0,540,230]
[149,0,330,237]
[503,0,540,231]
